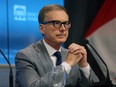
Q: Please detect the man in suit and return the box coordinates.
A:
[15,4,99,87]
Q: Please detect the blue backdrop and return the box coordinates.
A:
[0,0,64,64]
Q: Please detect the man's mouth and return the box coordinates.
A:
[56,34,65,38]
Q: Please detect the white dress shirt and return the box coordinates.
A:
[43,39,90,78]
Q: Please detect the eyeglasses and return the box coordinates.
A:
[41,20,71,29]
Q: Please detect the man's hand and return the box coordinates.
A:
[65,52,82,67]
[65,43,88,67]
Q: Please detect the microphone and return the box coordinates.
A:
[83,39,113,87]
[0,49,13,87]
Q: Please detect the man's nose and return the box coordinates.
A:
[59,24,66,30]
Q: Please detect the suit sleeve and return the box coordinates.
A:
[15,52,41,87]
[75,67,99,87]
[15,52,55,87]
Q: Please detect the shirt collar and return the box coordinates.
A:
[43,39,61,57]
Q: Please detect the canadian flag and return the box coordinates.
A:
[85,0,116,84]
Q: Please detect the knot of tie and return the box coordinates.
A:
[53,51,62,66]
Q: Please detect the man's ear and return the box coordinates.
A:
[39,24,45,35]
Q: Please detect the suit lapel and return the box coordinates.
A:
[34,39,53,73]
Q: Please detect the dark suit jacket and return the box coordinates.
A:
[15,39,99,87]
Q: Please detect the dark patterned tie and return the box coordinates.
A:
[53,51,62,66]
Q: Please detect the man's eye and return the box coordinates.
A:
[54,21,61,24]
[65,22,69,24]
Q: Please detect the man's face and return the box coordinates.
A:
[40,10,70,46]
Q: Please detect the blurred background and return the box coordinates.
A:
[0,0,64,64]
[0,0,116,87]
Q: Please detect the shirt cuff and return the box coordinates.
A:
[79,64,90,79]
[61,62,71,75]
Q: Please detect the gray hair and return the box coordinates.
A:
[38,4,68,23]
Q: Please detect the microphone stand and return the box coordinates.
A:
[83,39,113,87]
[0,49,13,87]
